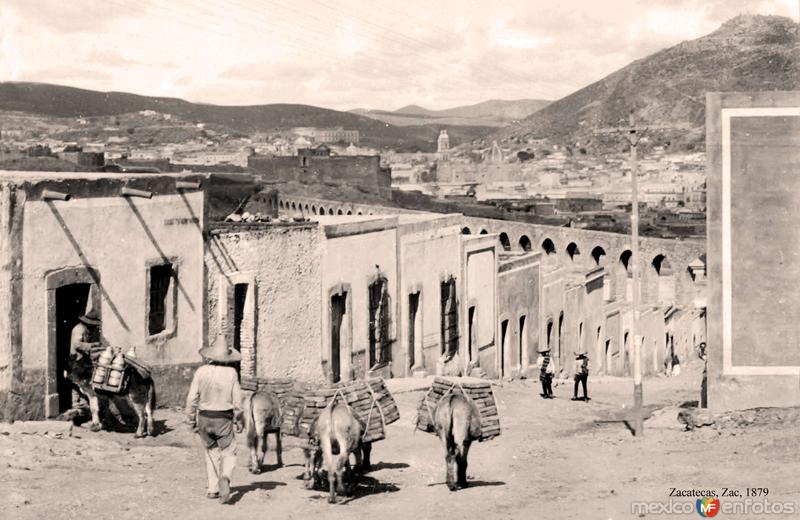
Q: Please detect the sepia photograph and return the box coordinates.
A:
[0,1,799,518]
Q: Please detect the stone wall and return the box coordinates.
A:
[205,222,324,384]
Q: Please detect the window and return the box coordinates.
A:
[368,277,391,368]
[148,262,176,336]
[440,277,458,356]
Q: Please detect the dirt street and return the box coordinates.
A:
[2,362,799,520]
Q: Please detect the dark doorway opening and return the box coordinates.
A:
[232,283,248,376]
[500,319,509,377]
[331,293,346,383]
[408,292,420,371]
[55,283,91,413]
[467,306,476,360]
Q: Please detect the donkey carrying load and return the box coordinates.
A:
[67,346,156,437]
[244,390,283,473]
[416,377,501,491]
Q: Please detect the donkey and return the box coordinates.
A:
[433,393,482,491]
[245,390,283,473]
[68,349,156,437]
[306,402,365,504]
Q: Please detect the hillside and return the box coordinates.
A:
[352,98,550,127]
[0,82,493,152]
[492,15,800,152]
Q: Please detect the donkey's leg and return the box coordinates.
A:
[145,386,155,436]
[361,442,372,473]
[457,441,471,488]
[88,393,102,432]
[257,431,267,471]
[274,431,283,467]
[130,398,146,438]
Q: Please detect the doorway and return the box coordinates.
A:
[330,293,347,383]
[500,319,509,377]
[408,292,420,373]
[55,283,91,413]
[231,283,248,376]
[467,306,476,360]
[518,315,527,369]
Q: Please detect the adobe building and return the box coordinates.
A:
[706,91,800,410]
[495,251,541,379]
[248,145,392,199]
[0,171,207,421]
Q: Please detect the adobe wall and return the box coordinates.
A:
[496,253,541,379]
[320,218,399,381]
[206,222,324,384]
[706,91,800,411]
[396,215,463,376]
[0,183,24,420]
[250,155,389,197]
[463,216,705,309]
[463,235,497,375]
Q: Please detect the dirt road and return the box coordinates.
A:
[2,362,799,519]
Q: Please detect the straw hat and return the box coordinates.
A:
[575,352,588,359]
[79,309,101,327]
[199,335,241,364]
[538,346,551,354]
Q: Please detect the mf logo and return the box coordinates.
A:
[696,497,720,517]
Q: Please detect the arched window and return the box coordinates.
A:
[357,211,363,215]
[479,229,488,235]
[591,246,606,265]
[652,254,671,275]
[462,227,472,235]
[311,205,317,214]
[519,235,532,252]
[337,209,343,215]
[319,207,326,215]
[566,242,580,260]
[347,210,353,215]
[620,250,632,273]
[329,208,335,215]
[541,238,556,255]
[499,232,511,251]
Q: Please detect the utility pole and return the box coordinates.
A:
[596,112,673,437]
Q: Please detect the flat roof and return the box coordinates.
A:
[0,170,208,183]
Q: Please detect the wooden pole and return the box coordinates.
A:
[629,112,644,436]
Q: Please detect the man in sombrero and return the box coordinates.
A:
[67,309,102,414]
[185,335,243,504]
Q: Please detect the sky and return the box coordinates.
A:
[0,0,797,111]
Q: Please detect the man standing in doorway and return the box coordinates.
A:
[67,309,102,414]
[186,336,244,504]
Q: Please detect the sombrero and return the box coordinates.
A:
[199,335,241,363]
[575,352,588,359]
[538,346,551,353]
[79,309,101,327]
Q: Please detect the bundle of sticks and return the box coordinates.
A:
[415,376,501,442]
[294,378,400,442]
[240,377,309,435]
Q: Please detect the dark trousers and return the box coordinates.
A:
[573,373,588,399]
[540,373,553,397]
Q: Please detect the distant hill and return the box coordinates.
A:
[351,98,550,127]
[491,15,800,152]
[0,82,494,152]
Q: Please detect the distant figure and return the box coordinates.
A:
[537,348,554,399]
[186,336,243,504]
[696,342,707,408]
[572,353,590,401]
[671,353,681,377]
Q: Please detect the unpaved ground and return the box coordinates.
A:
[2,362,799,520]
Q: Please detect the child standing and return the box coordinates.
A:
[572,353,590,401]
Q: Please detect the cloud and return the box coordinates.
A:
[2,0,797,110]
[3,0,146,34]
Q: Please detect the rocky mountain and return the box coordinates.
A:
[0,82,493,152]
[492,15,800,152]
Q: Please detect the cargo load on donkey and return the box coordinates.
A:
[293,378,400,442]
[416,376,501,441]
